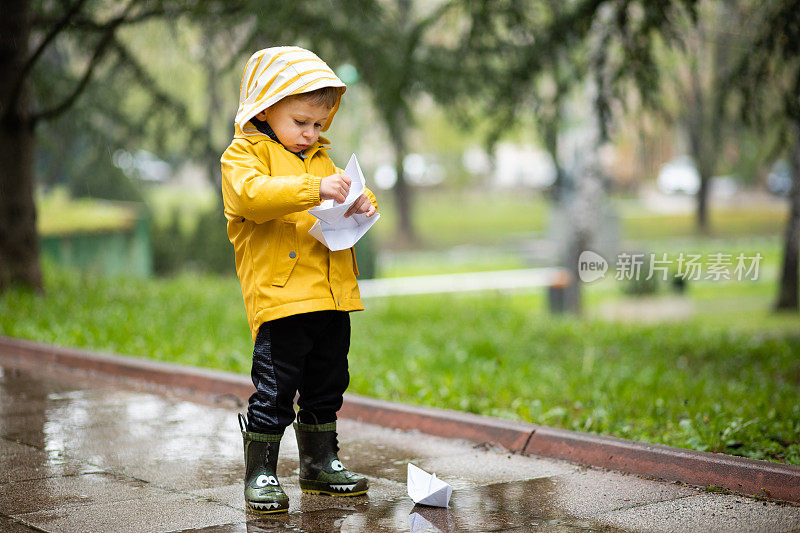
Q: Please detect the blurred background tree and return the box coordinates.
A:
[727,0,800,310]
[304,0,459,246]
[425,0,699,311]
[2,0,798,312]
[653,1,743,234]
[1,0,250,290]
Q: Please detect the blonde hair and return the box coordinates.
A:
[292,86,341,109]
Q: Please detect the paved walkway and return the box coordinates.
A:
[1,360,799,532]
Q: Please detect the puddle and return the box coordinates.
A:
[229,479,625,532]
[1,364,625,532]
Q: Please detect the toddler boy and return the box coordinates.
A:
[220,46,377,514]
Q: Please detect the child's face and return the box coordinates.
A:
[256,97,332,153]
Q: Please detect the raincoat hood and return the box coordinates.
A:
[234,46,346,133]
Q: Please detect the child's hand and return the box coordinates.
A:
[344,194,377,218]
[319,174,351,204]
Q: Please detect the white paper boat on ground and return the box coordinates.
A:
[407,462,453,508]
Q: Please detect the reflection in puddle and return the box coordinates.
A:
[1,364,625,533]
[1,365,243,489]
[240,478,624,532]
[409,506,456,532]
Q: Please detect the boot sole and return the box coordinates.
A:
[301,488,368,497]
[246,502,289,514]
[299,478,368,497]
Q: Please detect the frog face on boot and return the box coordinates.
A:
[245,467,287,512]
[294,417,368,497]
[239,414,289,513]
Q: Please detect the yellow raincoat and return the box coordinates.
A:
[220,46,377,341]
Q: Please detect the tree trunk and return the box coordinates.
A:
[543,115,567,203]
[686,51,718,236]
[687,116,712,234]
[388,117,415,246]
[0,0,41,292]
[202,32,222,191]
[696,174,710,234]
[775,127,800,311]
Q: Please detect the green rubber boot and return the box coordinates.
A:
[294,414,368,497]
[239,414,289,514]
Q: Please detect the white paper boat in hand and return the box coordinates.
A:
[308,153,380,251]
[407,463,453,508]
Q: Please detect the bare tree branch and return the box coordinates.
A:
[220,28,262,74]
[9,0,89,113]
[32,1,250,31]
[31,0,140,124]
[34,7,186,30]
[108,37,208,148]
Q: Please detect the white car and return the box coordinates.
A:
[657,156,700,194]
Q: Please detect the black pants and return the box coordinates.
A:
[247,310,351,434]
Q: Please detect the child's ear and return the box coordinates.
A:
[255,110,268,121]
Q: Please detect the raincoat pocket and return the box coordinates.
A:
[271,220,299,287]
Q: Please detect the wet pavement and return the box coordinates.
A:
[1,362,799,532]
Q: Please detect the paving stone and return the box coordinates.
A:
[115,452,246,492]
[597,492,800,533]
[0,515,42,532]
[546,468,699,517]
[0,471,156,515]
[416,450,576,490]
[0,438,97,484]
[337,427,514,485]
[13,491,245,533]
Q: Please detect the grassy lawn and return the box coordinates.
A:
[350,287,799,465]
[2,263,798,465]
[618,201,788,240]
[41,184,787,245]
[355,189,550,248]
[372,189,788,248]
[37,189,138,236]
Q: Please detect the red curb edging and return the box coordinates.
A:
[1,336,798,503]
[339,393,535,453]
[0,336,255,399]
[525,426,800,502]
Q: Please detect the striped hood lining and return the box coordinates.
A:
[234,46,346,133]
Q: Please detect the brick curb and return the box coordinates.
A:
[1,336,797,503]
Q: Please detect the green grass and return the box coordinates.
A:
[370,189,787,248]
[371,189,550,248]
[619,203,788,240]
[37,188,138,236]
[2,263,798,464]
[2,267,252,373]
[127,183,788,249]
[350,289,799,465]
